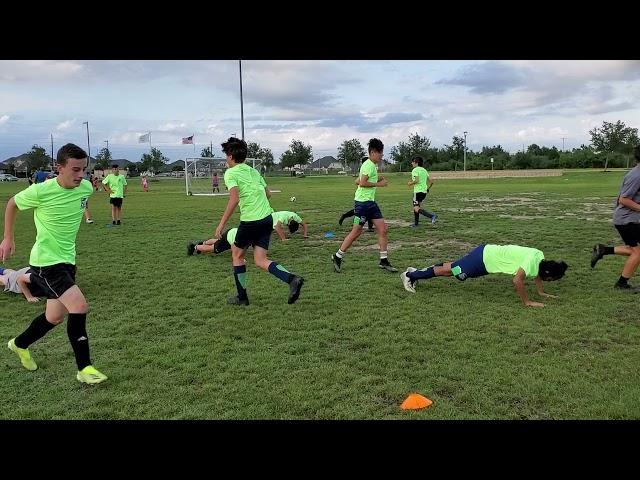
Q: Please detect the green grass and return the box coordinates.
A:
[1,170,639,419]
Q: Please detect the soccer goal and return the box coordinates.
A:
[184,157,274,196]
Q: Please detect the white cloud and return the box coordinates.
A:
[56,119,76,131]
[0,60,84,82]
[0,115,9,125]
[156,122,187,132]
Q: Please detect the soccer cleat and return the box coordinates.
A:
[431,214,438,224]
[410,224,419,228]
[85,219,94,224]
[187,242,196,256]
[227,295,250,306]
[591,244,606,268]
[8,338,37,371]
[614,282,640,293]
[401,270,416,293]
[116,220,121,225]
[332,254,342,273]
[76,365,108,384]
[379,259,398,273]
[288,276,304,304]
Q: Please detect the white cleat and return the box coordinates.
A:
[401,269,416,293]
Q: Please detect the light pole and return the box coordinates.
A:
[463,131,468,172]
[82,122,91,168]
[491,157,494,171]
[239,60,245,141]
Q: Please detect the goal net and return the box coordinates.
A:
[184,157,264,196]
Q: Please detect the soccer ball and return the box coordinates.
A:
[290,196,296,202]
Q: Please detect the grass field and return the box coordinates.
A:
[1,170,639,419]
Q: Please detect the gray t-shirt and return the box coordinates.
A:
[613,165,640,225]
[3,267,30,294]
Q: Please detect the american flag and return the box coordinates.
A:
[182,135,194,144]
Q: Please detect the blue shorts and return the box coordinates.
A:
[353,201,383,226]
[451,244,489,281]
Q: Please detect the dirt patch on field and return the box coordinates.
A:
[384,218,414,227]
[351,239,474,252]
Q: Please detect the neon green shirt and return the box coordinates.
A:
[482,244,544,278]
[354,159,378,202]
[14,179,94,266]
[102,174,127,198]
[223,163,273,221]
[411,166,429,193]
[272,211,302,229]
[226,228,238,245]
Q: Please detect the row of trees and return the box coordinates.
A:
[9,120,638,176]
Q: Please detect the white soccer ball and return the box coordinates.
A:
[290,196,296,202]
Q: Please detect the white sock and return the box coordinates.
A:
[380,251,388,260]
[336,249,345,259]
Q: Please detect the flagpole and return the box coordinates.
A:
[193,134,195,154]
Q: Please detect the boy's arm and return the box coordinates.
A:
[274,223,287,241]
[513,268,544,307]
[534,276,559,298]
[215,187,239,239]
[407,175,417,186]
[0,197,18,261]
[428,178,434,190]
[17,274,39,302]
[265,187,272,199]
[302,222,309,238]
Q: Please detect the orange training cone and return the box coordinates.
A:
[401,393,433,410]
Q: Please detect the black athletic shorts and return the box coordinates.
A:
[412,191,427,207]
[353,201,383,226]
[109,197,123,207]
[450,244,489,281]
[28,263,77,299]
[214,230,232,254]
[234,215,273,250]
[615,223,640,247]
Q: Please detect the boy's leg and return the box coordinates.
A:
[111,203,117,223]
[339,209,355,225]
[332,223,364,272]
[230,244,249,304]
[254,246,304,304]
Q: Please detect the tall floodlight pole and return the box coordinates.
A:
[463,131,468,172]
[82,122,91,168]
[239,60,245,141]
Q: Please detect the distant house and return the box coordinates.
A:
[310,156,343,172]
[0,162,10,173]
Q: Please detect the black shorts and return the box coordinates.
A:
[353,201,383,226]
[412,192,427,207]
[28,263,77,299]
[234,215,273,250]
[450,244,489,281]
[214,231,232,254]
[110,197,123,207]
[615,223,640,247]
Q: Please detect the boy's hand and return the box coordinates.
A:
[25,296,40,303]
[0,238,15,262]
[525,300,545,307]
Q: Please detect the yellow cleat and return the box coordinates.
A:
[76,365,108,385]
[8,338,38,371]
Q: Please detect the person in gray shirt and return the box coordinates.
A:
[0,266,44,302]
[591,145,640,292]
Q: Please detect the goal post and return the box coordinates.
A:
[184,157,264,196]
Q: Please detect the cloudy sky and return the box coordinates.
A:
[1,60,639,163]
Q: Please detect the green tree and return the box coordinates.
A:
[200,146,213,157]
[388,133,431,171]
[589,120,640,170]
[26,145,51,172]
[246,142,274,172]
[337,139,366,173]
[95,147,112,170]
[140,147,169,173]
[279,139,313,169]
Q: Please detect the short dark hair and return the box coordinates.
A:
[288,220,300,233]
[112,164,119,168]
[634,145,640,163]
[411,156,424,167]
[221,137,247,163]
[368,138,384,153]
[538,260,568,281]
[56,143,87,166]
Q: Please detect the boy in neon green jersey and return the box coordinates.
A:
[1,143,107,384]
[407,156,436,227]
[102,164,128,225]
[214,137,304,306]
[332,138,397,273]
[400,244,567,307]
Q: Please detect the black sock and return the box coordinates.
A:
[15,313,57,349]
[414,212,419,225]
[67,313,91,370]
[268,261,294,284]
[604,246,614,255]
[617,275,629,286]
[368,221,373,230]
[419,209,434,219]
[233,265,248,300]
